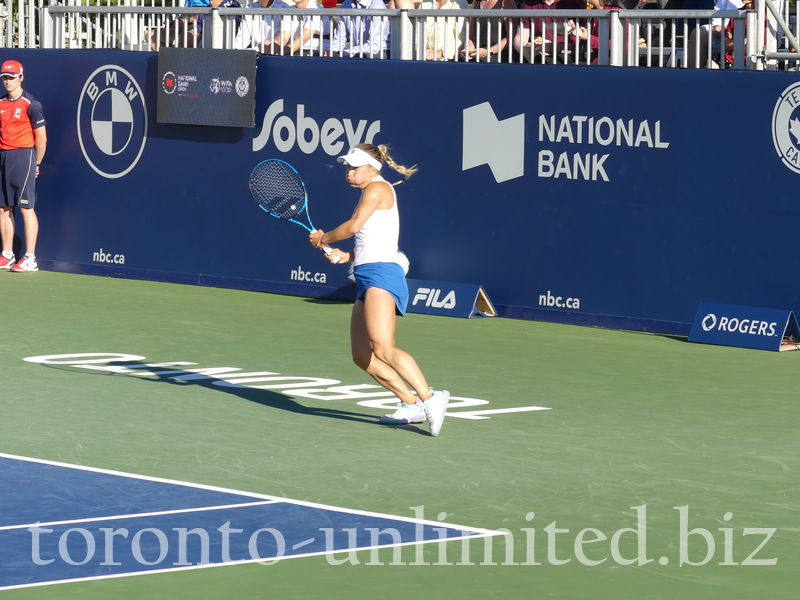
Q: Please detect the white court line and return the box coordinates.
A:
[0,452,505,591]
[0,452,500,536]
[0,533,502,592]
[0,500,279,532]
[0,452,281,501]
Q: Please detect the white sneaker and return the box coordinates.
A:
[380,402,426,424]
[10,256,38,273]
[423,389,450,437]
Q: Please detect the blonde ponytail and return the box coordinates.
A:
[355,143,418,186]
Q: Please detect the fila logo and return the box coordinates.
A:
[412,287,456,310]
[462,102,525,183]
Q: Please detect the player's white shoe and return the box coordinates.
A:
[10,256,37,273]
[423,389,450,437]
[380,402,426,424]
[0,253,15,270]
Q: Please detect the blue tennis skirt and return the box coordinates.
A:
[354,262,409,316]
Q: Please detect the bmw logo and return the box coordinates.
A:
[77,65,148,179]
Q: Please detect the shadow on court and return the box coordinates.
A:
[41,362,430,435]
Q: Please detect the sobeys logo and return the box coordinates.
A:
[772,82,800,175]
[252,100,380,156]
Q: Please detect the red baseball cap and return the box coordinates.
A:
[1,60,23,77]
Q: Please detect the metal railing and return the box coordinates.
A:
[761,0,799,69]
[27,0,800,69]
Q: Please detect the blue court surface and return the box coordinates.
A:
[0,453,501,591]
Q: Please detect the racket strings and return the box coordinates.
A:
[250,162,306,220]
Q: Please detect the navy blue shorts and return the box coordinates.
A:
[0,148,37,209]
[354,262,409,316]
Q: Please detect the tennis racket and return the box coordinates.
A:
[249,159,340,263]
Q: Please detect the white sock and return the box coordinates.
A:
[2,251,13,259]
[25,253,36,259]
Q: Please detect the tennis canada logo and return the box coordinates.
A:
[772,82,800,174]
[235,76,250,98]
[78,65,148,179]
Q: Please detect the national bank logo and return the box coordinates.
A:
[772,82,800,175]
[77,65,148,179]
[462,102,525,183]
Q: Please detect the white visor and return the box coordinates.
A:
[337,147,382,171]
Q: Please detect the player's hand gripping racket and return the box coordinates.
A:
[249,159,340,263]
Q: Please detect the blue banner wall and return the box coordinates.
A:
[7,49,800,335]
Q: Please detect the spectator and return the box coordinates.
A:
[268,0,329,55]
[204,0,244,41]
[329,0,391,58]
[686,0,751,68]
[512,0,586,63]
[566,0,624,62]
[234,0,291,51]
[460,0,516,62]
[149,0,210,50]
[416,0,471,60]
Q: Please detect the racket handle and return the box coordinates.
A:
[311,230,341,264]
[321,244,341,264]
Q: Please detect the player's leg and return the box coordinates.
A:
[19,208,37,256]
[0,153,14,258]
[0,206,15,269]
[351,297,420,405]
[7,150,38,272]
[361,287,450,435]
[360,287,432,401]
[0,206,13,253]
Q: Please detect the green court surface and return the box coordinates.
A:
[2,271,799,599]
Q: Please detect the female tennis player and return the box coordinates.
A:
[309,144,450,436]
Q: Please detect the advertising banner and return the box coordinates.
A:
[156,48,257,127]
[6,49,800,334]
[406,279,496,318]
[688,302,800,352]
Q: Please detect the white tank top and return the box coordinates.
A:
[353,176,400,267]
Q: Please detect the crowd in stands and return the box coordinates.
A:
[150,0,766,67]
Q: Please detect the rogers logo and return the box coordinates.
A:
[701,313,717,331]
[252,99,380,156]
[703,313,778,337]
